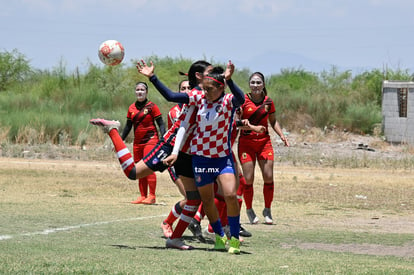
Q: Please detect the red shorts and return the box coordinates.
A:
[237,137,274,164]
[133,139,158,163]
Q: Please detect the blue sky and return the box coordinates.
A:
[2,0,414,75]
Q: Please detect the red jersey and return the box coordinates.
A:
[240,94,275,141]
[127,101,162,145]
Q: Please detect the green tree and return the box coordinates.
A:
[0,49,31,91]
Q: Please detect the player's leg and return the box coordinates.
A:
[217,172,241,254]
[89,118,157,180]
[166,153,201,250]
[141,142,158,204]
[161,167,186,238]
[234,160,252,237]
[166,176,200,250]
[257,138,275,224]
[239,139,261,224]
[258,158,275,224]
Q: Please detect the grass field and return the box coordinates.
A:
[1,156,414,274]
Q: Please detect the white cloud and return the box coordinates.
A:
[238,0,293,16]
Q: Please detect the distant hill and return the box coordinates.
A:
[229,50,385,76]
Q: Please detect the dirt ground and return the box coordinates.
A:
[1,129,413,258]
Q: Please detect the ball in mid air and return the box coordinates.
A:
[98,40,125,66]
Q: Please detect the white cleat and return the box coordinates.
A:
[166,238,194,250]
[89,118,120,133]
[246,208,259,224]
[263,208,273,224]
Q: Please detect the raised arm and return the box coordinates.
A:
[227,79,245,108]
[136,60,189,104]
[224,61,245,108]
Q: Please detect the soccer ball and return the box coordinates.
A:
[98,40,125,66]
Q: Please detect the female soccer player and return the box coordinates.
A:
[238,72,289,225]
[90,61,213,251]
[161,80,191,238]
[137,60,245,254]
[121,82,165,204]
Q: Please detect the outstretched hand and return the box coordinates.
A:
[136,60,155,78]
[224,60,234,80]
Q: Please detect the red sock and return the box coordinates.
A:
[171,199,201,239]
[108,129,135,179]
[164,202,182,225]
[263,182,274,208]
[138,178,148,197]
[147,172,156,196]
[215,195,227,227]
[244,184,254,209]
[194,203,204,222]
[237,174,246,210]
[237,174,246,196]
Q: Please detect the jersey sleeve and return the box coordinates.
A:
[186,89,203,106]
[126,104,133,120]
[171,105,196,154]
[151,103,162,118]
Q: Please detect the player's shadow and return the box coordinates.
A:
[109,235,252,254]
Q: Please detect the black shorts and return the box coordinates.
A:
[167,166,178,182]
[143,140,173,172]
[173,152,194,178]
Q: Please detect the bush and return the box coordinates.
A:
[0,49,31,91]
[1,51,410,143]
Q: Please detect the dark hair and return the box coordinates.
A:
[249,72,267,95]
[205,66,225,88]
[135,81,148,90]
[187,60,211,89]
[178,79,189,90]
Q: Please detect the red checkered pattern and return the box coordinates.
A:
[188,90,235,158]
[167,104,183,129]
[178,105,197,154]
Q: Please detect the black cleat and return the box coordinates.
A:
[188,219,206,243]
[239,225,252,237]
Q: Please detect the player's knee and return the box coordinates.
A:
[127,167,137,180]
[186,190,201,201]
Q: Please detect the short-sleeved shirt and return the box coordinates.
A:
[167,104,183,130]
[176,104,197,154]
[127,101,162,145]
[239,94,275,141]
[187,89,235,158]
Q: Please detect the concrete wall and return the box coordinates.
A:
[382,81,414,144]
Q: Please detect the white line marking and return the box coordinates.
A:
[0,214,166,241]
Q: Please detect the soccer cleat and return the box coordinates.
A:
[166,238,194,250]
[263,208,273,224]
[131,196,146,204]
[228,236,241,254]
[239,225,252,237]
[204,225,215,237]
[142,194,156,204]
[246,208,259,224]
[89,118,120,133]
[161,221,173,238]
[214,234,227,251]
[187,219,206,243]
